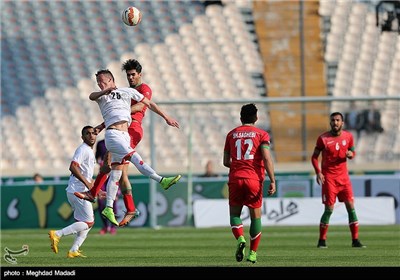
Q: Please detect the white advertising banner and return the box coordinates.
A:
[312,174,400,223]
[193,197,395,228]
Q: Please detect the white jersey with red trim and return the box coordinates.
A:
[66,142,96,193]
[96,87,144,128]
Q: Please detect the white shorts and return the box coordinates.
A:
[67,192,94,223]
[105,129,134,165]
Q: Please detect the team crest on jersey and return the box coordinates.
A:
[342,140,347,146]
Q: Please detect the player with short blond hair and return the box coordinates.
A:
[77,69,181,226]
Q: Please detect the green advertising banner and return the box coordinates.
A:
[1,181,148,229]
[1,176,302,229]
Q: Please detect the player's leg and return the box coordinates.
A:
[228,180,246,262]
[67,196,94,258]
[128,151,181,190]
[129,122,180,189]
[112,128,181,191]
[118,164,140,227]
[247,207,261,264]
[101,165,123,226]
[318,204,333,248]
[49,193,94,256]
[318,179,335,248]
[246,179,263,264]
[97,190,108,234]
[230,205,246,262]
[120,164,136,213]
[343,196,366,248]
[98,130,130,225]
[90,151,111,197]
[74,152,111,202]
[67,228,90,258]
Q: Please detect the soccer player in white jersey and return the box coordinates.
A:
[88,69,181,225]
[48,126,99,258]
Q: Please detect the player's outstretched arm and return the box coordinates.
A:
[89,87,115,100]
[141,97,180,128]
[94,123,105,134]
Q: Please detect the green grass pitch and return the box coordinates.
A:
[1,225,399,270]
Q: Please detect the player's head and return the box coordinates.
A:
[122,59,142,88]
[95,69,115,90]
[330,112,344,135]
[81,125,96,147]
[240,103,258,125]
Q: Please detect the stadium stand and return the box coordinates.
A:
[1,0,398,177]
[1,1,268,176]
[253,0,329,162]
[318,0,399,164]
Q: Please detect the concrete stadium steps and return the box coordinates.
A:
[253,0,327,162]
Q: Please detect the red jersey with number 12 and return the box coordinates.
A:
[224,125,271,181]
[315,130,354,177]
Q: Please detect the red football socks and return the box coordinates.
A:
[90,172,108,197]
[123,193,135,212]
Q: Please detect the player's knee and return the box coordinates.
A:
[120,178,132,193]
[130,152,143,166]
[86,221,94,228]
[121,188,132,195]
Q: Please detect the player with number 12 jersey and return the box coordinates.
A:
[224,126,271,182]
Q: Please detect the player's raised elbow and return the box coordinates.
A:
[89,94,96,100]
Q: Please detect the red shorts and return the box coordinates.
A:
[128,121,143,149]
[321,175,354,206]
[228,178,263,209]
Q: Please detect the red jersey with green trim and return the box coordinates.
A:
[130,83,152,124]
[224,125,271,181]
[315,130,354,177]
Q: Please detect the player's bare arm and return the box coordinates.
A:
[131,102,145,113]
[141,97,180,128]
[262,146,276,196]
[89,87,116,100]
[94,123,105,135]
[69,161,93,190]
[223,151,231,168]
[311,148,324,185]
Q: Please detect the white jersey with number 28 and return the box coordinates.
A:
[96,87,144,128]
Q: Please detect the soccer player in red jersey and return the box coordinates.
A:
[117,59,154,226]
[223,103,276,264]
[311,112,366,248]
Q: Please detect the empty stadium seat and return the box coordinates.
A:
[2,0,397,177]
